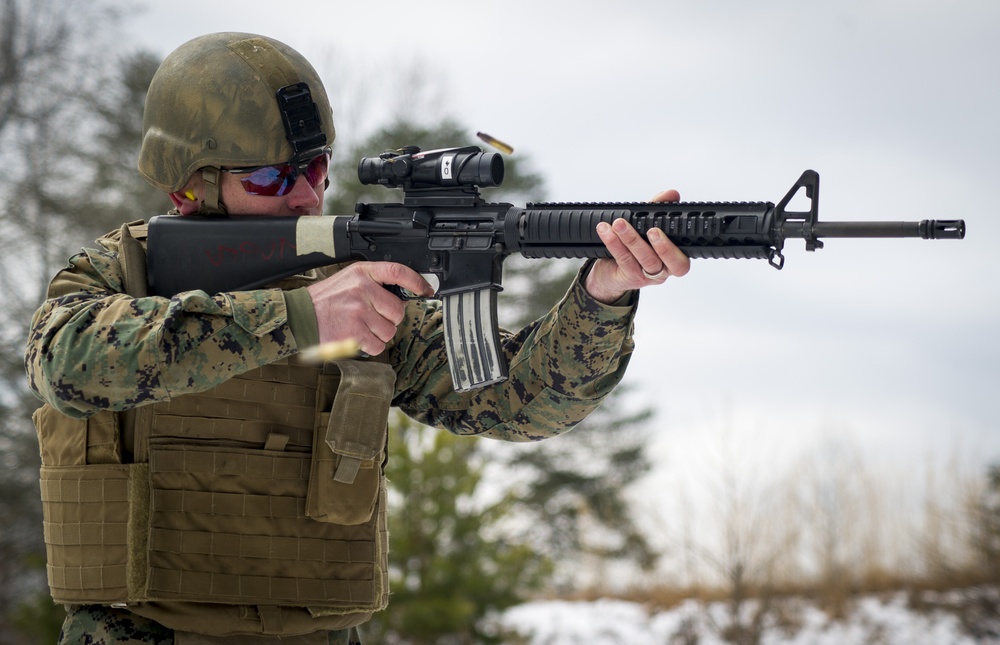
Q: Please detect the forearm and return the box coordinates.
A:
[392,264,638,440]
[25,248,301,418]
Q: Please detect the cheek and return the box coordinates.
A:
[220,175,272,215]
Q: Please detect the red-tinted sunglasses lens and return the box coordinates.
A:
[238,152,330,197]
[239,165,294,196]
[303,152,329,187]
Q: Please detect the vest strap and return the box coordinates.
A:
[175,624,331,644]
[118,221,150,298]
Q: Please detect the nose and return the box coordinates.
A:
[284,171,322,212]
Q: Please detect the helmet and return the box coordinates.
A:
[138,32,335,202]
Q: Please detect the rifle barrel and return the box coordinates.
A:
[784,219,966,240]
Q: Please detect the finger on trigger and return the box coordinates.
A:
[374,263,435,298]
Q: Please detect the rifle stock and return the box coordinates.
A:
[146,151,965,391]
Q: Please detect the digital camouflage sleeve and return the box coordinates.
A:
[389,273,638,441]
[25,228,639,439]
[25,243,298,419]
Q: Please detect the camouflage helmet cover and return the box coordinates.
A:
[139,32,335,193]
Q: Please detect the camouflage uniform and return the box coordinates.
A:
[60,604,174,644]
[59,604,359,643]
[26,226,638,642]
[26,228,637,431]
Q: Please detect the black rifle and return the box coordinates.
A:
[146,145,966,392]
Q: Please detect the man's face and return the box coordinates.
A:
[219,170,325,217]
[219,150,330,217]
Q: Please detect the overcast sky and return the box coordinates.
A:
[127,0,998,542]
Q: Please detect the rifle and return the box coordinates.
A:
[146,145,966,392]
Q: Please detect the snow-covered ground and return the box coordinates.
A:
[497,589,1000,644]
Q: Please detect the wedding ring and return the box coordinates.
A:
[642,267,668,281]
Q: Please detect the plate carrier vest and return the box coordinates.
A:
[34,222,392,637]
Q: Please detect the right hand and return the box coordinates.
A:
[306,262,434,356]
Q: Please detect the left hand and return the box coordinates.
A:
[584,189,691,304]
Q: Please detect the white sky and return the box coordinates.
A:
[127,0,999,552]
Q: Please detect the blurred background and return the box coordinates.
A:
[1,1,997,642]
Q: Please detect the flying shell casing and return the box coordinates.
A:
[476,131,514,155]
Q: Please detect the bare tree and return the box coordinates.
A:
[323,60,660,589]
[651,408,801,645]
[0,2,134,639]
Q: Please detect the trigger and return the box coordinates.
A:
[387,285,410,299]
[389,274,440,300]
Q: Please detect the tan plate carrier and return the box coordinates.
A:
[35,223,394,637]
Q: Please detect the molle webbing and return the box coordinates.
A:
[37,356,393,633]
[144,445,381,605]
[40,463,134,600]
[138,358,391,610]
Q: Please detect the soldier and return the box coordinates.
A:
[24,32,689,644]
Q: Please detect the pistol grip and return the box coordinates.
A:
[442,288,508,392]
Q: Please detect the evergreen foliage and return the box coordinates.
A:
[367,413,553,643]
[325,117,544,217]
[0,5,996,642]
[325,116,660,589]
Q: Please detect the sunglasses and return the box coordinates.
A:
[224,147,331,197]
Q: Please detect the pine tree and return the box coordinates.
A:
[325,118,543,216]
[367,414,552,644]
[329,118,659,601]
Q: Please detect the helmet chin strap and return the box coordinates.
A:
[199,166,228,215]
